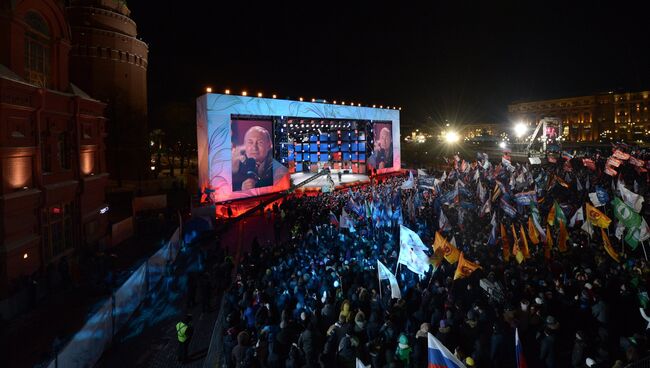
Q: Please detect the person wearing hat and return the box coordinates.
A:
[465,356,476,367]
[395,333,412,367]
[414,323,431,367]
[436,319,454,350]
[571,330,588,367]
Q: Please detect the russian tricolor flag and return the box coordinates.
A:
[428,332,466,368]
[515,328,528,368]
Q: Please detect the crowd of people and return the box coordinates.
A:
[217,147,650,368]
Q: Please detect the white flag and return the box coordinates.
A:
[377,260,401,299]
[441,171,447,181]
[398,225,430,276]
[589,192,603,207]
[581,218,594,238]
[439,209,451,231]
[576,178,583,192]
[615,221,626,240]
[417,169,428,177]
[340,209,353,229]
[401,171,415,189]
[473,169,480,182]
[569,207,584,228]
[618,182,644,213]
[356,358,370,368]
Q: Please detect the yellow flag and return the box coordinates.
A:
[601,228,620,263]
[558,221,568,252]
[433,231,460,264]
[528,217,540,245]
[545,225,553,260]
[586,203,612,229]
[520,224,530,259]
[501,224,510,261]
[454,252,481,280]
[547,202,556,225]
[510,224,524,263]
[491,184,501,202]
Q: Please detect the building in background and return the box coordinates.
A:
[67,0,148,185]
[0,0,108,298]
[508,90,650,142]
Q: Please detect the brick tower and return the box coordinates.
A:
[67,0,148,184]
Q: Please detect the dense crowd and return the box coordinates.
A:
[218,149,650,368]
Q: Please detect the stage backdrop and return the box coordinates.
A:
[197,93,401,202]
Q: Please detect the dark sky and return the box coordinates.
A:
[128,1,650,129]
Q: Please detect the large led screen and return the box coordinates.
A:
[367,122,394,173]
[231,119,288,192]
[197,93,400,203]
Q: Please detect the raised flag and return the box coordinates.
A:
[589,192,603,207]
[585,203,611,228]
[520,224,531,258]
[401,171,415,189]
[569,206,584,228]
[629,156,645,167]
[613,149,630,160]
[439,209,452,232]
[398,236,430,276]
[547,156,557,163]
[340,209,353,229]
[433,231,460,264]
[530,203,546,240]
[602,228,620,263]
[500,198,517,218]
[581,218,594,238]
[515,328,528,368]
[548,201,567,226]
[511,225,524,264]
[618,182,644,213]
[582,158,596,171]
[595,186,610,204]
[544,226,553,260]
[555,175,570,188]
[428,332,467,368]
[501,224,511,261]
[607,157,622,167]
[611,197,642,229]
[454,252,481,280]
[576,178,583,192]
[604,166,618,176]
[377,260,401,299]
[488,213,497,246]
[561,151,574,160]
[356,358,370,368]
[514,191,537,206]
[563,159,573,172]
[528,217,540,244]
[625,218,650,250]
[558,221,568,252]
[329,211,340,228]
[418,169,428,177]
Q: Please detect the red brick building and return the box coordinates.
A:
[0,0,108,297]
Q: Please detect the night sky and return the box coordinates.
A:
[128,1,650,130]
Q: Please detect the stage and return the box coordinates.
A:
[291,172,370,190]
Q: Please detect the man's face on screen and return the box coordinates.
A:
[379,128,391,151]
[244,127,272,163]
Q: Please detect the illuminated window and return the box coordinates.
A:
[24,11,51,87]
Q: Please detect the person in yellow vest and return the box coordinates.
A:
[176,314,193,363]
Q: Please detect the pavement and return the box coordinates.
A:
[0,228,174,368]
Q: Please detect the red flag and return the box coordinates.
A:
[582,158,596,171]
[613,149,630,160]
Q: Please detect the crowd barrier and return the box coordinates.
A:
[46,227,182,368]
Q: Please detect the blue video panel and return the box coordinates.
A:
[320,154,330,162]
[310,153,318,162]
[296,163,303,172]
[309,143,318,152]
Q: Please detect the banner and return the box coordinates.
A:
[624,218,650,250]
[398,225,430,275]
[585,203,611,228]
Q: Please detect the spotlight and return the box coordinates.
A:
[257,92,263,97]
[272,94,277,98]
[444,131,459,143]
[514,122,528,138]
[242,91,248,96]
[312,98,316,102]
[499,141,507,149]
[224,89,230,94]
[299,97,304,101]
[205,87,212,93]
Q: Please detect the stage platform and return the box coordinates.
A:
[291,172,370,190]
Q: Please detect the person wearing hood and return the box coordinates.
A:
[413,323,430,367]
[395,333,413,367]
[436,319,455,351]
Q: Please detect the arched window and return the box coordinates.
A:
[24,11,51,87]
